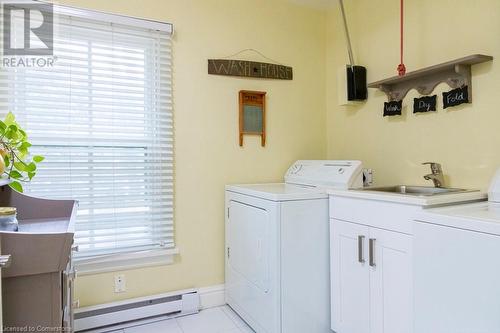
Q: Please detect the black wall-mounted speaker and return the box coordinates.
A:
[346,65,367,101]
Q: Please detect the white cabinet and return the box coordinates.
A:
[328,191,489,333]
[330,218,412,333]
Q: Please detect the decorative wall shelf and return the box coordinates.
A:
[368,54,493,101]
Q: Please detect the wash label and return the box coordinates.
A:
[383,100,402,117]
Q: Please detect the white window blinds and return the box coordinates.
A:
[0,8,174,259]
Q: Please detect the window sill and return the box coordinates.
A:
[75,248,179,276]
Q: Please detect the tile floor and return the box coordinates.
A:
[98,306,255,333]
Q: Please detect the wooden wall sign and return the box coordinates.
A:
[208,59,293,80]
[239,91,266,147]
[443,86,469,109]
[413,95,437,113]
[383,100,402,117]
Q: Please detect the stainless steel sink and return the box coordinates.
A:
[361,185,478,197]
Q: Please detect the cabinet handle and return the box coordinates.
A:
[369,238,376,267]
[0,254,11,268]
[67,269,77,280]
[357,235,365,263]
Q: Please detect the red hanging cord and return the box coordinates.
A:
[397,0,406,76]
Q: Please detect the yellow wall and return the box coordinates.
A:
[327,0,499,189]
[60,0,500,308]
[57,0,327,306]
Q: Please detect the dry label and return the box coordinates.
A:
[413,95,437,113]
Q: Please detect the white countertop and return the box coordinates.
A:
[327,188,487,207]
[416,201,500,236]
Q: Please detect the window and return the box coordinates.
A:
[0,5,174,266]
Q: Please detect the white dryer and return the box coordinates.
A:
[225,160,363,333]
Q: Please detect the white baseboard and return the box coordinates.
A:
[198,284,226,309]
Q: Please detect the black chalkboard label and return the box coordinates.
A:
[413,95,437,113]
[383,100,402,117]
[443,86,469,109]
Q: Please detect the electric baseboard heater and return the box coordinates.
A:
[338,0,367,104]
[74,290,199,332]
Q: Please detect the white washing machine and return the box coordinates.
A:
[225,160,363,333]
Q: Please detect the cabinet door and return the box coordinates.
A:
[369,228,412,333]
[414,222,500,333]
[0,240,12,333]
[330,219,370,333]
[0,240,3,333]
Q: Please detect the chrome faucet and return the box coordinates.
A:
[423,162,445,188]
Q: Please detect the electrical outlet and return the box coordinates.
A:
[114,274,126,293]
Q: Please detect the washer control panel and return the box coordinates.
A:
[285,160,363,189]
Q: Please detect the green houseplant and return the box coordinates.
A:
[0,112,44,192]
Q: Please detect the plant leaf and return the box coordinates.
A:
[9,181,23,193]
[18,129,27,139]
[26,162,36,172]
[4,112,15,126]
[4,130,12,140]
[9,170,23,179]
[4,125,17,140]
[33,155,45,163]
[19,142,31,150]
[14,162,26,171]
[18,148,27,159]
[28,171,36,180]
[3,155,9,168]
